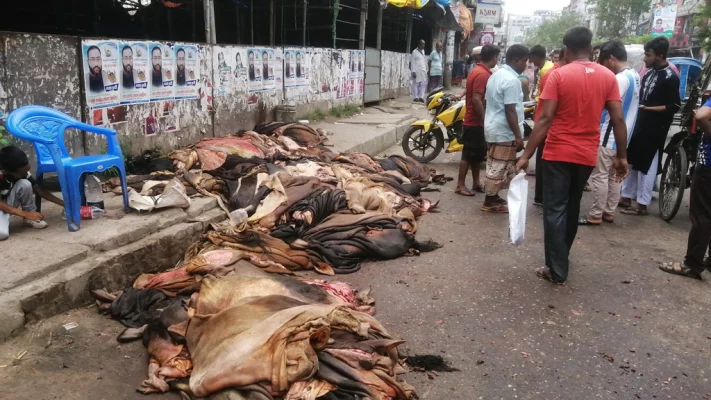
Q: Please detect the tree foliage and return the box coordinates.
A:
[694,5,711,54]
[524,13,585,50]
[588,0,650,39]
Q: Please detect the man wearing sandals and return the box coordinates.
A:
[620,37,681,216]
[515,27,629,284]
[481,44,529,213]
[659,101,711,280]
[579,40,640,226]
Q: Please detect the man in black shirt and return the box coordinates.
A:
[0,146,65,240]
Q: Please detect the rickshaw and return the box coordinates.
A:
[658,56,710,221]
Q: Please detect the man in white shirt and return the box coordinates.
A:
[410,40,428,103]
[579,40,640,225]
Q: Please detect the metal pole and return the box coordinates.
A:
[251,0,255,45]
[210,0,217,44]
[192,0,197,42]
[270,0,275,46]
[359,0,367,50]
[236,1,241,44]
[303,0,308,46]
[203,0,212,43]
[405,8,413,54]
[376,4,383,50]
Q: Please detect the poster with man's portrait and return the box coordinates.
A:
[149,43,176,101]
[174,44,200,99]
[82,40,120,108]
[119,41,150,105]
[262,49,276,91]
[247,49,263,93]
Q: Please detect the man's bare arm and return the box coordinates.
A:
[0,200,26,218]
[34,186,65,207]
[472,93,486,120]
[695,106,711,138]
[606,100,628,159]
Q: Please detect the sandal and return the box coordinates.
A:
[602,213,614,223]
[620,207,648,216]
[535,267,565,284]
[472,185,485,193]
[584,184,592,192]
[618,200,631,208]
[578,216,601,226]
[659,262,702,280]
[481,204,509,213]
[455,187,476,197]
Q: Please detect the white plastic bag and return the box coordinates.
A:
[508,172,529,245]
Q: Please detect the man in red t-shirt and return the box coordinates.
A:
[515,27,629,284]
[533,48,566,206]
[456,45,500,196]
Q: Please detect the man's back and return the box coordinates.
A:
[600,68,640,150]
[541,61,621,166]
[484,65,524,142]
[464,64,491,127]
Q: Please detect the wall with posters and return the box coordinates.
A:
[81,39,211,157]
[211,45,284,136]
[0,33,86,167]
[380,50,411,100]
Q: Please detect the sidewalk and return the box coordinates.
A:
[0,94,429,341]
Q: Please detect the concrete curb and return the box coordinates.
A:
[0,115,415,341]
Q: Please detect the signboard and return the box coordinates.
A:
[480,30,495,45]
[475,1,501,25]
[652,0,681,38]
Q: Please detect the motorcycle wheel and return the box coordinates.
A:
[402,126,444,163]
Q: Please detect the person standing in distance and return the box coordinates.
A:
[411,40,428,103]
[428,42,444,92]
[515,27,629,284]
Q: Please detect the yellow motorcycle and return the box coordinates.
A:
[402,87,464,163]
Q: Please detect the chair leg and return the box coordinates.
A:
[58,169,80,232]
[118,165,131,214]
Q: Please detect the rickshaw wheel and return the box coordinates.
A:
[659,146,688,222]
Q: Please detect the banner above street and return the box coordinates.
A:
[475,1,501,25]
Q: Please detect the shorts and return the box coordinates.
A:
[461,125,487,163]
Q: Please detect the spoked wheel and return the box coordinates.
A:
[402,126,444,163]
[659,146,688,222]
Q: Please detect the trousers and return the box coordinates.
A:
[0,179,36,240]
[534,141,545,203]
[428,75,443,92]
[685,165,711,273]
[588,147,621,219]
[542,160,594,282]
[621,151,659,206]
[411,79,426,100]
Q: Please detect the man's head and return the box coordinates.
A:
[598,40,627,73]
[121,46,133,74]
[87,46,102,77]
[644,36,669,68]
[481,45,501,68]
[262,51,269,67]
[418,40,425,50]
[656,19,663,28]
[248,51,255,68]
[436,42,442,52]
[592,44,601,61]
[236,52,242,66]
[176,48,186,72]
[0,146,30,178]
[506,44,530,74]
[472,46,483,63]
[550,48,561,63]
[152,47,162,73]
[529,45,548,68]
[562,27,593,63]
[557,47,567,66]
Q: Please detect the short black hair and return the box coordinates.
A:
[563,27,593,52]
[0,146,29,172]
[121,45,132,55]
[176,48,185,56]
[644,36,669,59]
[551,48,561,56]
[506,44,530,63]
[656,19,663,23]
[152,46,161,56]
[87,45,100,57]
[530,45,547,59]
[599,40,627,62]
[481,45,500,62]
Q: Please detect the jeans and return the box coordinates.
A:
[542,160,594,282]
[0,179,36,240]
[684,165,711,273]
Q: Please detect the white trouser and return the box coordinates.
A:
[621,151,659,206]
[0,179,36,240]
[411,79,426,99]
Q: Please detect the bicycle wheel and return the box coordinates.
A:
[659,146,688,222]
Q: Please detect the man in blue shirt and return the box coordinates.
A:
[659,99,711,279]
[428,42,443,92]
[482,44,529,213]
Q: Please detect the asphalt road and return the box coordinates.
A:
[1,142,710,400]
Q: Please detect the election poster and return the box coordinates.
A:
[246,48,263,93]
[652,0,679,38]
[232,48,249,93]
[274,48,284,91]
[284,48,309,88]
[118,41,150,105]
[215,49,232,96]
[149,43,176,101]
[349,50,364,80]
[82,40,120,108]
[174,44,200,99]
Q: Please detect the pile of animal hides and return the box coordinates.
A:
[94,122,446,398]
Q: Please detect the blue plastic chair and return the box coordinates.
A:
[6,105,129,231]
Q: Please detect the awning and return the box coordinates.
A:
[416,3,463,31]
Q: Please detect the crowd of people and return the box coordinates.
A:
[414,26,710,284]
